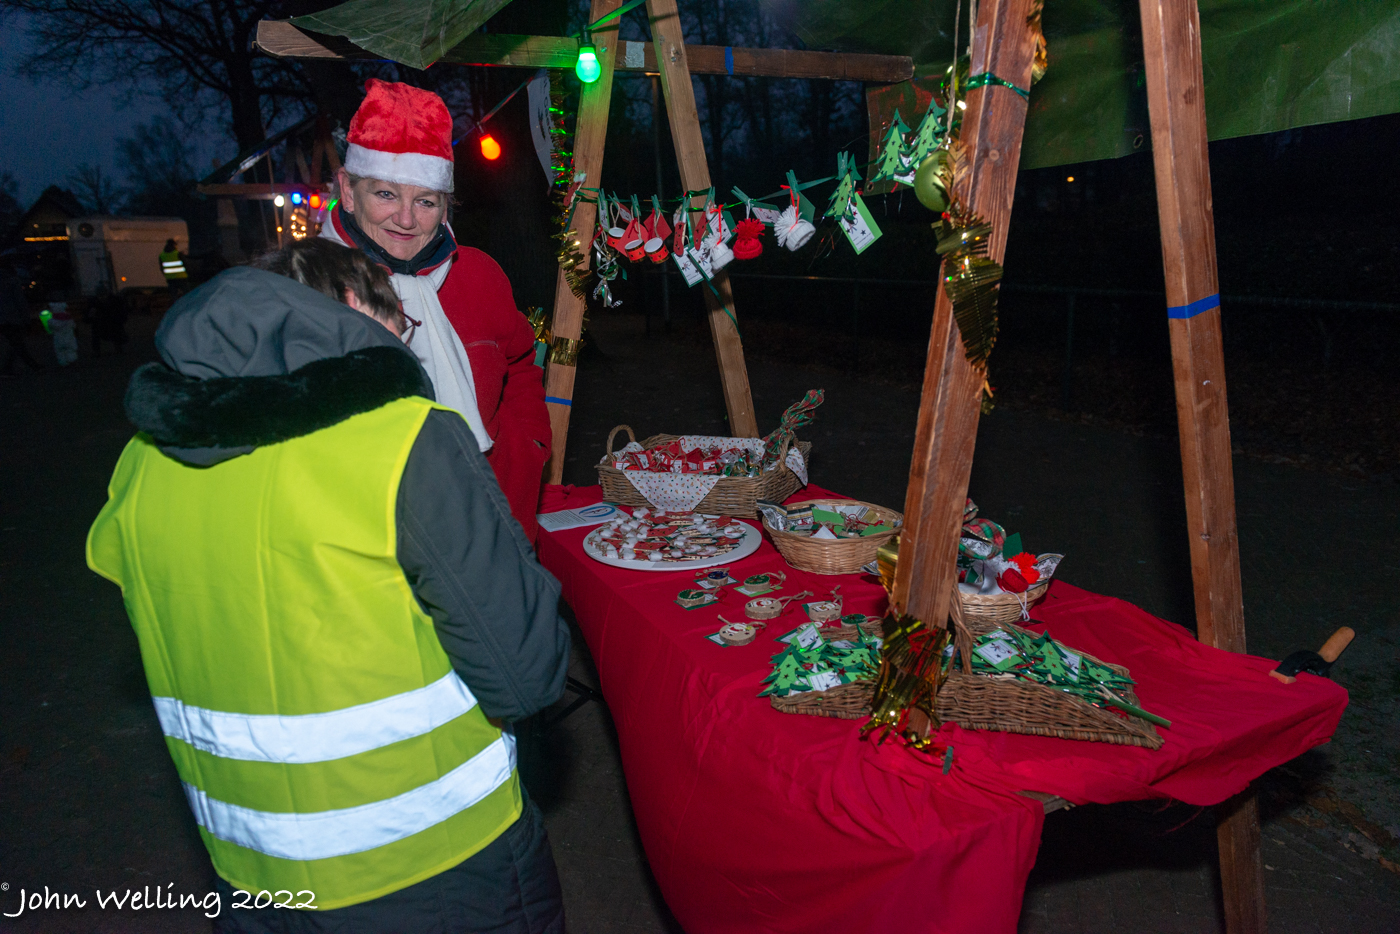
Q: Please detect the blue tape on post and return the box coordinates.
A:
[545,396,573,406]
[1167,293,1220,319]
[724,47,734,76]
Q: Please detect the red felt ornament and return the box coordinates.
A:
[731,217,765,260]
[997,567,1030,594]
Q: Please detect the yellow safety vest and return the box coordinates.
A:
[86,396,521,909]
[159,249,187,279]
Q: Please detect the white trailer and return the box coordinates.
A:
[67,216,189,296]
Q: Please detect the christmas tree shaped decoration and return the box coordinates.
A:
[903,99,949,179]
[824,152,861,219]
[759,644,811,697]
[868,110,912,188]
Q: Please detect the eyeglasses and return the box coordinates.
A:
[401,312,421,346]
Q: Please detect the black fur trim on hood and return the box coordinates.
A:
[126,346,434,466]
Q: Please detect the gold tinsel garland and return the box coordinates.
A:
[549,72,591,302]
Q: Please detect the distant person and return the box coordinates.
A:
[87,245,569,934]
[159,238,189,296]
[45,295,78,367]
[0,261,41,376]
[324,78,551,540]
[91,288,128,357]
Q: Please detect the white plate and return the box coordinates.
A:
[582,519,762,571]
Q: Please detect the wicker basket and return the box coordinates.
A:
[959,580,1052,628]
[770,620,1162,749]
[764,499,904,575]
[596,425,811,518]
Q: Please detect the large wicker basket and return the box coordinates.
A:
[596,425,811,518]
[764,499,904,575]
[770,620,1162,749]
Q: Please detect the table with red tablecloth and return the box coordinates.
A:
[536,484,1347,934]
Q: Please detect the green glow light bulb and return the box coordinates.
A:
[575,45,601,83]
[39,309,53,333]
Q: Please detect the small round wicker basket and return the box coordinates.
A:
[763,499,903,576]
[957,580,1052,632]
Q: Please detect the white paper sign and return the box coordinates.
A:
[537,502,624,533]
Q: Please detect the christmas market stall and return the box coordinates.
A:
[254,1,1399,931]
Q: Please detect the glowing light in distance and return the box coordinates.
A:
[290,192,303,205]
[480,134,501,160]
[1066,176,1075,182]
[273,194,285,207]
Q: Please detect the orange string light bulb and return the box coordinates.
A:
[479,134,501,160]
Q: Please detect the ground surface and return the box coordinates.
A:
[1,308,1396,933]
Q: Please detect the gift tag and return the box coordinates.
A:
[685,245,714,279]
[1056,646,1082,680]
[839,193,883,255]
[752,206,784,225]
[792,623,823,649]
[807,670,842,692]
[673,249,704,287]
[973,638,1021,669]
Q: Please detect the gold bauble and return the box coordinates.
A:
[914,151,951,212]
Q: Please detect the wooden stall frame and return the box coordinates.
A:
[257,5,1265,928]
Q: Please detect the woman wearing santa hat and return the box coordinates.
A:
[323,78,551,539]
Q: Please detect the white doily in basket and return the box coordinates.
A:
[622,471,722,513]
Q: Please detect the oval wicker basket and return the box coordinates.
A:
[958,579,1052,630]
[596,425,811,518]
[763,499,903,575]
[769,620,1162,748]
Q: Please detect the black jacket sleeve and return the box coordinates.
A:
[396,408,569,721]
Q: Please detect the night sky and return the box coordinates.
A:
[0,15,210,204]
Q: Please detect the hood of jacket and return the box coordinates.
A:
[126,266,434,466]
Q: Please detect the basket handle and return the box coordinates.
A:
[605,425,637,456]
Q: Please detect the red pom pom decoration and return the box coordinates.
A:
[731,217,765,260]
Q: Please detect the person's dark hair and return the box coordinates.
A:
[164,239,177,251]
[253,239,402,328]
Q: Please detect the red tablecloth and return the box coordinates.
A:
[537,485,1347,934]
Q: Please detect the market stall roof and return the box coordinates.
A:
[291,0,1400,169]
[778,0,1400,168]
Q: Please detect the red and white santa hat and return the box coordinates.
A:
[344,79,455,193]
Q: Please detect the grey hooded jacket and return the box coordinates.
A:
[122,267,569,722]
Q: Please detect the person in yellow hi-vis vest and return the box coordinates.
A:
[159,238,189,295]
[87,241,569,934]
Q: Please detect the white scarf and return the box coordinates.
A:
[321,222,492,452]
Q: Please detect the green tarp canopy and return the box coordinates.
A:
[786,0,1400,168]
[293,0,1400,168]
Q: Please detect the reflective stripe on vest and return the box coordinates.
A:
[152,671,478,764]
[86,397,521,909]
[159,251,187,278]
[183,733,516,860]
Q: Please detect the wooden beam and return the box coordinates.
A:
[253,21,913,83]
[893,0,1038,640]
[647,0,758,438]
[1138,1,1263,931]
[542,0,624,485]
[195,183,325,199]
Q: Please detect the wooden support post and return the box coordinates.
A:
[543,0,624,485]
[1138,1,1263,931]
[646,0,759,438]
[893,0,1038,637]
